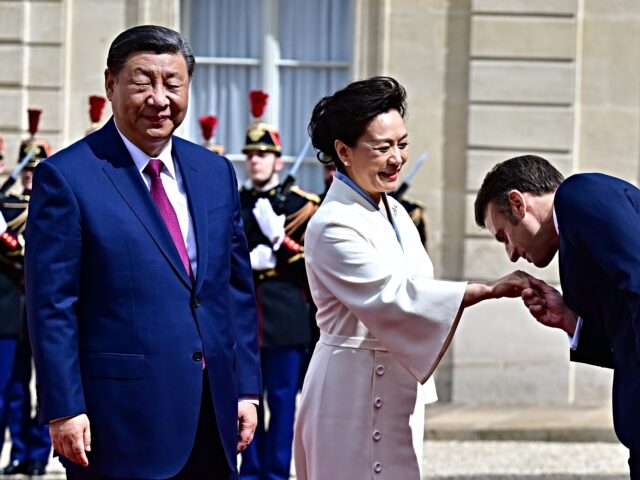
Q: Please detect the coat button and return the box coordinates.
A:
[374,397,383,408]
[192,297,201,308]
[373,461,382,473]
[192,351,203,362]
[372,430,382,441]
[376,365,385,376]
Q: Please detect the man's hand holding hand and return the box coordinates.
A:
[522,277,578,335]
[237,402,257,453]
[49,414,91,467]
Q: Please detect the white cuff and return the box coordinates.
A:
[568,316,583,350]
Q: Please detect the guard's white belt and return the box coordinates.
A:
[320,331,388,351]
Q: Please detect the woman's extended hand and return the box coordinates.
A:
[489,270,533,299]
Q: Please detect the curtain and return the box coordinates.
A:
[185,0,352,193]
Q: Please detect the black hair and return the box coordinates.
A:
[308,76,407,172]
[474,155,565,227]
[107,25,195,77]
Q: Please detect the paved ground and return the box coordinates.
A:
[424,440,628,479]
[0,404,629,479]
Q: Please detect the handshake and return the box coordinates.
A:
[483,271,578,336]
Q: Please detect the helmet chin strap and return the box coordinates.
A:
[253,162,280,191]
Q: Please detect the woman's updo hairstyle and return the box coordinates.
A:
[308,76,407,172]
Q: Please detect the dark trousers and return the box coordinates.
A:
[67,373,231,480]
[240,346,304,480]
[0,329,51,464]
[630,449,640,479]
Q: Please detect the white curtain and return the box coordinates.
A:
[188,0,261,156]
[185,0,352,193]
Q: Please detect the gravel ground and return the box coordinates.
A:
[424,440,630,479]
[0,439,630,479]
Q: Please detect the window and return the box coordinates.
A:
[182,0,353,193]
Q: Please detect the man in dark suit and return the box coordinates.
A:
[25,25,261,479]
[474,154,640,479]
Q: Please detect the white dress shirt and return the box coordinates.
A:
[115,125,197,278]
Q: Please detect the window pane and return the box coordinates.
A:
[189,0,261,58]
[279,0,353,61]
[189,65,260,154]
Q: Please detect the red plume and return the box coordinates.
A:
[249,90,269,119]
[89,96,107,123]
[27,109,42,137]
[199,115,218,141]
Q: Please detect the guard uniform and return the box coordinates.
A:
[0,109,52,476]
[239,91,319,480]
[398,196,428,248]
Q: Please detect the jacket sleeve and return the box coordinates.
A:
[570,318,614,368]
[25,161,87,423]
[226,161,262,396]
[557,175,640,363]
[306,219,466,384]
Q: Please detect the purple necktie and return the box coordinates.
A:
[144,159,192,277]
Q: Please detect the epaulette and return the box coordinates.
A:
[400,195,425,209]
[290,186,321,204]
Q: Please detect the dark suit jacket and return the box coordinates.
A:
[555,173,640,450]
[25,118,261,478]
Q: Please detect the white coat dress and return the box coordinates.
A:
[293,175,466,480]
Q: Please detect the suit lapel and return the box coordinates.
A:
[96,119,192,288]
[173,143,208,293]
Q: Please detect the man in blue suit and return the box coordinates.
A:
[474,155,640,479]
[25,25,261,479]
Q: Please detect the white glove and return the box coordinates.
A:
[252,198,286,247]
[249,244,277,270]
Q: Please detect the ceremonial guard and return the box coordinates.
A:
[390,151,430,249]
[239,91,319,480]
[0,109,52,476]
[397,196,428,247]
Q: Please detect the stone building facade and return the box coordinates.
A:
[2,0,638,405]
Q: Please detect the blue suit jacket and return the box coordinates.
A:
[555,173,640,450]
[25,118,261,478]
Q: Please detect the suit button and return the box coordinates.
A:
[373,461,382,473]
[376,365,385,376]
[192,351,203,362]
[374,397,383,408]
[372,430,382,441]
[193,298,201,308]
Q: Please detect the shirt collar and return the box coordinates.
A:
[552,207,559,234]
[114,121,175,179]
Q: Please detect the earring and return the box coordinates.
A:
[343,162,350,167]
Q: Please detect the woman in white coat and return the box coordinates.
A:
[293,77,530,479]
